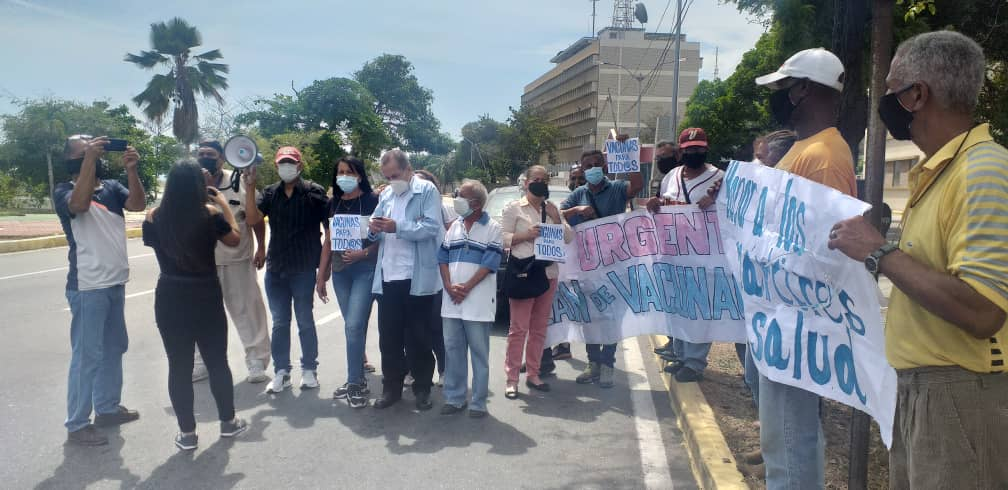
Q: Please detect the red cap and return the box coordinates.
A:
[275,146,302,164]
[678,128,709,149]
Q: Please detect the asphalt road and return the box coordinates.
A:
[0,238,697,489]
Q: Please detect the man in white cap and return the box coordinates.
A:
[750,48,856,488]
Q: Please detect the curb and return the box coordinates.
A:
[650,335,746,490]
[0,228,143,254]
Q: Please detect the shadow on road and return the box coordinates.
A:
[36,430,140,490]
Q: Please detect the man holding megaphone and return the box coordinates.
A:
[189,140,272,385]
[244,146,329,394]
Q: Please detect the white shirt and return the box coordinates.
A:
[659,164,723,204]
[214,170,261,265]
[439,213,503,322]
[381,182,415,281]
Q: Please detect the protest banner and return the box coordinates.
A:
[546,207,746,346]
[330,214,364,251]
[604,137,641,174]
[535,224,567,263]
[716,160,897,447]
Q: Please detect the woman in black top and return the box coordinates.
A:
[143,160,249,450]
[316,157,379,408]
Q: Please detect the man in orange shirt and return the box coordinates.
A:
[752,48,856,489]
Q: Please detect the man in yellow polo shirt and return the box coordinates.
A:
[829,31,1008,489]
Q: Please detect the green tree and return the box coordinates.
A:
[125,18,228,145]
[354,54,446,153]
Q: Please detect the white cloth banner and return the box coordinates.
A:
[716,161,896,448]
[546,207,746,346]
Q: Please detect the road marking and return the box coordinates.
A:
[64,288,154,311]
[316,310,342,325]
[624,338,674,489]
[0,253,153,281]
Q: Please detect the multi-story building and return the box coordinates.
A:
[522,27,702,168]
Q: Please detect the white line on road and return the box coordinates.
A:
[0,253,154,281]
[316,310,342,325]
[624,338,674,489]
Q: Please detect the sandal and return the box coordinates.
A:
[505,384,519,399]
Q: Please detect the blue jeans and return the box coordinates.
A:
[265,270,319,373]
[442,317,491,412]
[586,343,617,367]
[758,374,824,490]
[65,285,128,432]
[672,339,712,373]
[745,349,759,407]
[331,262,375,385]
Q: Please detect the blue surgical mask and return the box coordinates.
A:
[585,166,605,185]
[336,175,359,193]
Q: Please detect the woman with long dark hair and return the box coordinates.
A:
[316,157,380,408]
[143,160,249,450]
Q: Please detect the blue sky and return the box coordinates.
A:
[0,0,766,138]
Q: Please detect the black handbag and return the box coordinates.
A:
[504,254,549,299]
[505,202,551,299]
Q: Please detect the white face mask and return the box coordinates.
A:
[278,163,300,183]
[389,179,410,195]
[453,197,473,218]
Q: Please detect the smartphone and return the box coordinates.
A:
[105,139,128,151]
[207,188,218,198]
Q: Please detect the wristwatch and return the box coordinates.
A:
[865,243,899,279]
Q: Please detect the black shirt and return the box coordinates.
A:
[257,179,329,274]
[327,191,380,271]
[143,211,232,277]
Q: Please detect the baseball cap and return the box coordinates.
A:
[679,128,709,149]
[275,146,302,164]
[755,48,845,92]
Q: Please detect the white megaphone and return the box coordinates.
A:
[224,135,263,169]
[222,135,264,192]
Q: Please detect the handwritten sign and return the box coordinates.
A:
[546,207,746,346]
[330,214,364,251]
[717,160,896,448]
[534,224,566,263]
[604,137,641,174]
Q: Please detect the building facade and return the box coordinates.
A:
[522,27,702,168]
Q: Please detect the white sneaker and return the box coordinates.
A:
[246,362,270,384]
[192,365,209,383]
[265,370,291,394]
[300,369,319,390]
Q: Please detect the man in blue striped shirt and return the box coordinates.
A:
[438,179,503,418]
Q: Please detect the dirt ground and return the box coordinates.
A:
[698,342,890,489]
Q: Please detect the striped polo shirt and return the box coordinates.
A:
[437,212,503,322]
[886,124,1008,372]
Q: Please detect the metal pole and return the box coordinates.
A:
[669,0,683,141]
[46,151,55,212]
[850,2,894,489]
[636,76,643,139]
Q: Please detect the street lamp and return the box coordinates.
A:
[600,59,684,140]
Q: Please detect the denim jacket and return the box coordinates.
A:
[368,177,444,296]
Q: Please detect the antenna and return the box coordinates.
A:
[611,0,634,29]
[713,46,720,80]
[590,0,600,35]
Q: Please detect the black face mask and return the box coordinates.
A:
[198,157,220,174]
[878,85,916,141]
[769,86,802,127]
[528,181,549,199]
[65,158,109,180]
[657,155,680,174]
[681,152,707,169]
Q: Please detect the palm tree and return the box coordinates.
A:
[125,18,228,145]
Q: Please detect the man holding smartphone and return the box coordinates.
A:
[55,135,146,446]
